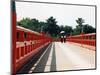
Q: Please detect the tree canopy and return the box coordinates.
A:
[17,17,96,38]
[45,16,60,37]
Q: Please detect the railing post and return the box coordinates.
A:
[12,1,16,75]
[81,33,84,47]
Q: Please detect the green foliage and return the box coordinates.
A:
[76,18,84,25]
[59,25,73,36]
[17,18,33,30]
[64,25,73,36]
[45,16,60,37]
[83,24,96,34]
[17,18,46,32]
[17,17,96,38]
[31,19,46,32]
[72,18,96,35]
[75,18,84,33]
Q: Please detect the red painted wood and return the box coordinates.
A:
[66,33,96,46]
[16,26,52,72]
[12,5,16,75]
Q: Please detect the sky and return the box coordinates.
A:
[15,1,95,28]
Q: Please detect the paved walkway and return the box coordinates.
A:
[28,42,95,73]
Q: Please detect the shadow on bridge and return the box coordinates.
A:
[50,44,56,72]
[32,43,56,73]
[17,42,57,74]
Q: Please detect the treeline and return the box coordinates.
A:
[17,16,96,37]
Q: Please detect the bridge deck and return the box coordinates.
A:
[17,42,95,74]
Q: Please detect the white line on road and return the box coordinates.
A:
[28,43,52,73]
[44,43,54,72]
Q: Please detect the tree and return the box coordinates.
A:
[31,19,46,32]
[17,18,33,30]
[59,25,73,36]
[83,24,96,34]
[64,25,73,36]
[72,18,96,35]
[72,25,82,35]
[17,17,96,39]
[31,18,39,31]
[45,16,60,37]
[59,25,64,31]
[17,18,46,32]
[76,18,84,33]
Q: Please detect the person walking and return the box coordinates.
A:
[60,36,63,43]
[64,35,66,43]
[60,31,65,43]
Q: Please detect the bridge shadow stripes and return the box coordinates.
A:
[32,43,52,73]
[50,43,57,72]
[16,43,51,74]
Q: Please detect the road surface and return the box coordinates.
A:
[27,42,95,73]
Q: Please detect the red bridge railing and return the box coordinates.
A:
[66,33,96,47]
[16,26,52,72]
